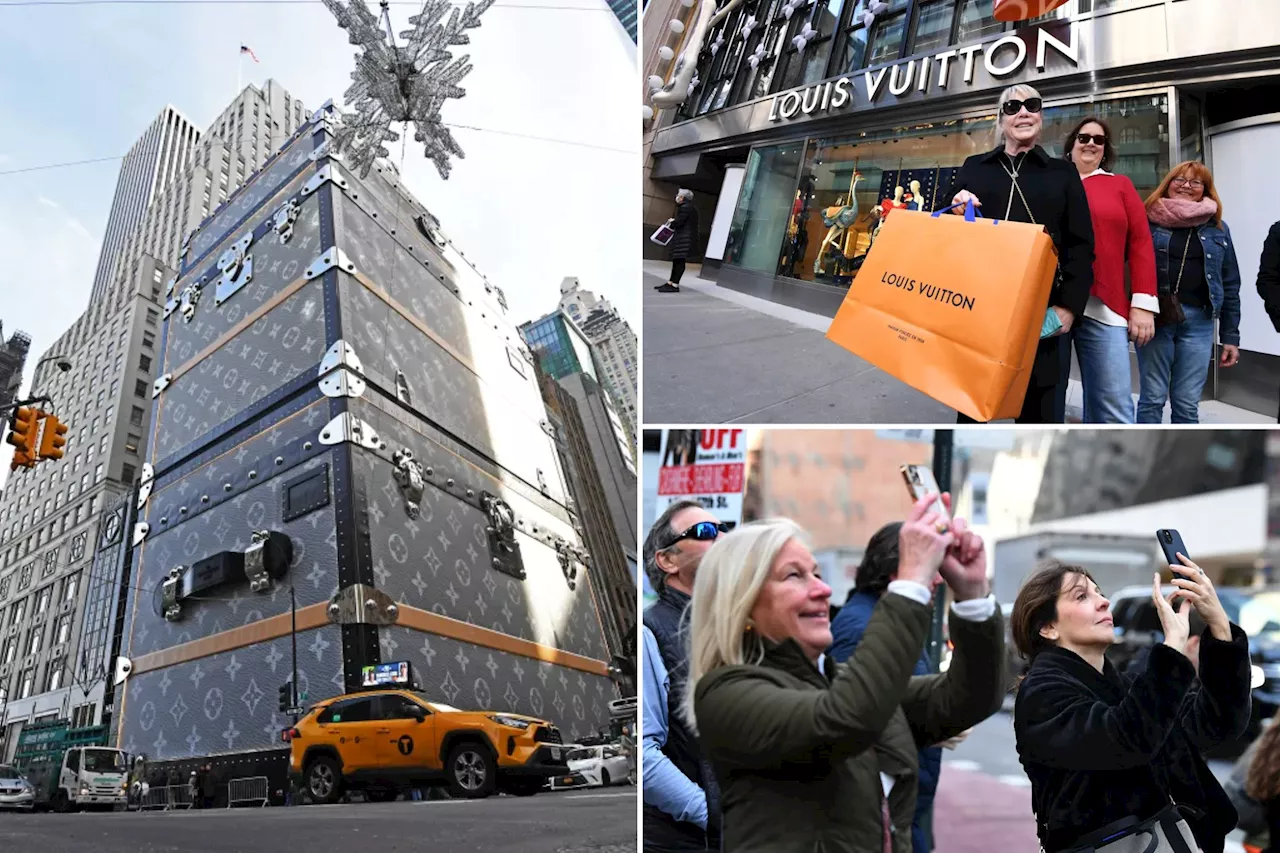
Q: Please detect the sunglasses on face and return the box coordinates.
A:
[1171,177,1205,189]
[1075,133,1107,146]
[1002,97,1043,116]
[662,520,734,549]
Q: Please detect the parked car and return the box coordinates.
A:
[550,744,630,790]
[0,764,35,811]
[1106,585,1280,755]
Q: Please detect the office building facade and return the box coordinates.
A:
[0,81,308,758]
[90,107,201,305]
[0,325,31,412]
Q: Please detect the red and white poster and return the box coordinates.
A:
[656,429,747,525]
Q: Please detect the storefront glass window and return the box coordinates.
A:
[910,0,956,56]
[726,94,1171,287]
[833,19,869,73]
[725,141,805,273]
[732,0,790,104]
[1179,93,1204,164]
[865,12,907,67]
[955,0,1004,43]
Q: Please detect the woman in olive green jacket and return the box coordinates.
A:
[684,494,1007,853]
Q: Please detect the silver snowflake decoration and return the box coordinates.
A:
[323,0,495,179]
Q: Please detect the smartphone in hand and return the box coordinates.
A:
[1156,528,1189,567]
[1157,529,1190,611]
[901,465,950,533]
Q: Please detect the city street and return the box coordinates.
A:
[0,790,637,853]
[644,262,1272,425]
[933,708,1244,853]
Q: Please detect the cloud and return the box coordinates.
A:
[38,196,59,209]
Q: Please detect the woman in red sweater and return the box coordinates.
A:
[1062,117,1158,423]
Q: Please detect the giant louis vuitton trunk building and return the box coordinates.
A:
[112,101,619,789]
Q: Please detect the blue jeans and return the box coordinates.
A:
[1075,317,1135,424]
[1135,303,1216,424]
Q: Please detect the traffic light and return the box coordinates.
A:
[37,413,68,461]
[278,682,293,714]
[6,407,41,471]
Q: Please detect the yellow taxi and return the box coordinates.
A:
[286,683,568,803]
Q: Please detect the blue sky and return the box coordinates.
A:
[0,0,638,402]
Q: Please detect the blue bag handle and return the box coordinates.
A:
[931,199,998,224]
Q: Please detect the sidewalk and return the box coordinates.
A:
[933,766,1038,853]
[643,261,1273,425]
[933,764,1248,853]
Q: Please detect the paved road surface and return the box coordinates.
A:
[0,789,637,853]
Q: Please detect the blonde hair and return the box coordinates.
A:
[993,83,1043,150]
[679,518,807,733]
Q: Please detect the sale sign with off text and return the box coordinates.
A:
[656,429,748,526]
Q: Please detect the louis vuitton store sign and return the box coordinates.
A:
[768,25,1079,123]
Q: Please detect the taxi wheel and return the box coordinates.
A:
[446,743,496,799]
[305,756,344,805]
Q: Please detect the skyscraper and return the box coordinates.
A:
[0,324,30,412]
[90,107,200,305]
[0,81,308,758]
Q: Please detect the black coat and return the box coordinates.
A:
[1256,221,1280,332]
[670,200,699,261]
[1014,626,1252,853]
[947,146,1095,386]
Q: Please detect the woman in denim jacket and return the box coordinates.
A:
[1136,161,1241,423]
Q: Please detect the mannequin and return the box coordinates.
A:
[872,185,907,239]
[814,172,864,276]
[908,179,924,211]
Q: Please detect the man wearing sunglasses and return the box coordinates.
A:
[642,500,731,851]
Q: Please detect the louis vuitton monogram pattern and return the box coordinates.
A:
[187,131,319,268]
[351,400,608,663]
[119,625,344,762]
[166,192,326,374]
[380,625,616,745]
[129,403,337,658]
[152,285,327,459]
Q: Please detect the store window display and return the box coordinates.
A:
[726,94,1171,288]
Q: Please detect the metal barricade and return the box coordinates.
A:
[167,784,195,810]
[136,785,171,811]
[227,775,270,808]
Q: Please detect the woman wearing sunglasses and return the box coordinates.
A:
[948,84,1095,424]
[681,494,1006,853]
[1136,162,1242,423]
[1061,116,1158,423]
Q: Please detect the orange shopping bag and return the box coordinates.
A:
[825,201,1058,421]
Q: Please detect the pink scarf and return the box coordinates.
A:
[1147,196,1218,229]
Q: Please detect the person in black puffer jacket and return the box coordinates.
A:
[1012,559,1251,853]
[657,189,699,294]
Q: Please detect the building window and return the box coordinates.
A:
[56,615,71,646]
[135,379,148,398]
[18,564,32,590]
[909,0,956,55]
[18,668,34,699]
[2,638,15,665]
[36,586,51,613]
[121,463,137,485]
[63,573,78,602]
[142,331,155,349]
[864,0,909,67]
[139,355,151,373]
[130,406,144,427]
[46,661,65,692]
[25,628,40,657]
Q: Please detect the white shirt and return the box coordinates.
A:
[1080,169,1161,327]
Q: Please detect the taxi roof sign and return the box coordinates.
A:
[361,661,412,688]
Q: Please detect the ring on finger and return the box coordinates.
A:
[934,521,948,534]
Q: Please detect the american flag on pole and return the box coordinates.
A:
[240,44,259,63]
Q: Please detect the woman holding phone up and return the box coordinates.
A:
[1012,555,1252,853]
[683,494,1006,852]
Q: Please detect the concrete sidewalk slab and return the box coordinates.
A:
[644,270,955,424]
[643,261,1274,425]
